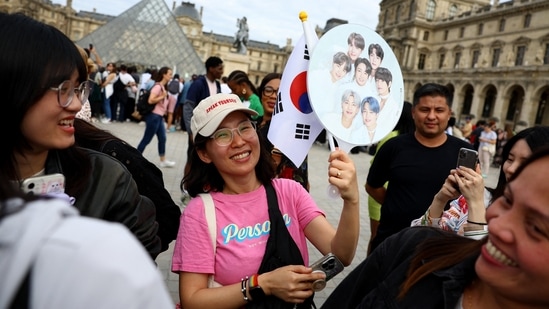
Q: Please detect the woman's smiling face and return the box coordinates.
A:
[21,70,83,153]
[477,155,549,306]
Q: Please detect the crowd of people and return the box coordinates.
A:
[447,115,514,174]
[4,11,549,309]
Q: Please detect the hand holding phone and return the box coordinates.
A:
[309,253,344,291]
[456,148,478,170]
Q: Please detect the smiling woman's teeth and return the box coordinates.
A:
[486,240,518,267]
[232,152,249,160]
[59,119,74,127]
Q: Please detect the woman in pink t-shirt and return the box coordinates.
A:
[172,93,360,308]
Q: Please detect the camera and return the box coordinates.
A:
[309,253,344,292]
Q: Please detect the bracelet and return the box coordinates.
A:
[241,276,250,302]
[249,274,259,288]
[467,219,487,225]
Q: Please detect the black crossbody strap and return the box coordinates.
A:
[10,268,31,309]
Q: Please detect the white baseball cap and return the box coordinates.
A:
[191,93,258,142]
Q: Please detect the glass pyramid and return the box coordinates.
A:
[76,0,204,76]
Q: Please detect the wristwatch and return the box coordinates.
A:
[248,274,265,301]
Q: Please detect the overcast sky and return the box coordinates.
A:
[53,0,381,47]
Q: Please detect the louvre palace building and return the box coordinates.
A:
[377,0,549,129]
[2,0,548,128]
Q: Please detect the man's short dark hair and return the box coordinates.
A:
[205,56,223,70]
[174,74,180,79]
[413,83,452,107]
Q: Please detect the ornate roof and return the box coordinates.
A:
[173,1,200,20]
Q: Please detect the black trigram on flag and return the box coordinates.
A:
[294,123,311,140]
[304,44,310,61]
[273,91,283,116]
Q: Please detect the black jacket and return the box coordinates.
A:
[46,149,161,258]
[322,227,477,309]
[99,139,181,252]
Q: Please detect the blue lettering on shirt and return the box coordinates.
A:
[222,213,292,244]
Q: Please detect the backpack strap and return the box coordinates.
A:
[199,193,216,256]
[199,193,221,288]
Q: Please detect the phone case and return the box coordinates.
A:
[310,253,344,281]
[20,173,65,195]
[456,148,478,170]
[309,253,344,292]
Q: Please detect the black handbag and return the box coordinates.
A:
[246,183,315,309]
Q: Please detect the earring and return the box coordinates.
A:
[242,89,247,95]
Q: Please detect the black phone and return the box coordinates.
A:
[456,148,478,170]
[309,253,344,292]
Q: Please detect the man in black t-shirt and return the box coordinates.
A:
[366,83,473,254]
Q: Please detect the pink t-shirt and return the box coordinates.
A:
[150,84,168,116]
[171,178,324,286]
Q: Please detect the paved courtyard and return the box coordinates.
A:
[97,121,499,306]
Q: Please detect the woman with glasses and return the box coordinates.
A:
[172,93,360,309]
[0,13,161,259]
[257,73,309,191]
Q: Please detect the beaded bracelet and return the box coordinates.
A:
[241,276,250,302]
[466,219,487,225]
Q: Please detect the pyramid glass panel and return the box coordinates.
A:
[77,0,204,76]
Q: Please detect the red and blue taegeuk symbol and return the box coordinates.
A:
[290,71,313,114]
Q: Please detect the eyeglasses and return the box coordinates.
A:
[210,121,257,146]
[262,86,279,97]
[49,80,92,108]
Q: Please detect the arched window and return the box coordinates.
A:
[449,4,458,17]
[426,0,436,20]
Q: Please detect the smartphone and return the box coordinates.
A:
[456,148,478,170]
[309,253,344,291]
[20,173,65,195]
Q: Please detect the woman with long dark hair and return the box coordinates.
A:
[173,93,360,308]
[0,12,160,258]
[324,146,549,308]
[136,66,177,167]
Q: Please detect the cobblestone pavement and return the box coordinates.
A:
[97,121,499,306]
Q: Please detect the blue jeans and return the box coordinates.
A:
[103,95,112,120]
[137,113,166,156]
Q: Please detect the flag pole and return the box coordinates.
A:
[299,11,317,53]
[300,11,337,152]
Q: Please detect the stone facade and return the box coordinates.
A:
[0,0,292,86]
[377,0,549,129]
[4,0,547,129]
